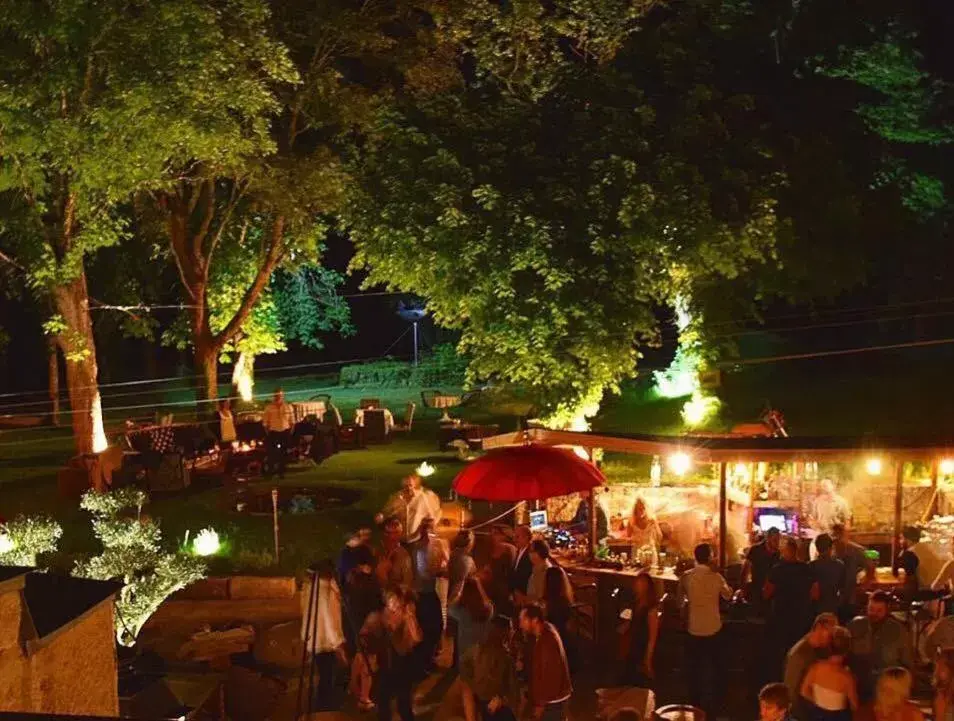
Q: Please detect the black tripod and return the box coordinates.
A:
[296,567,370,719]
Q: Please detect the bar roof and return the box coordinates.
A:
[482,428,954,462]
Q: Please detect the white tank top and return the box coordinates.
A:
[812,684,848,711]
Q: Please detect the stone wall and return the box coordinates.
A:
[0,588,118,717]
[24,602,119,716]
[0,590,28,712]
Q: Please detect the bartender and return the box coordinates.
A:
[630,497,662,564]
[811,479,850,534]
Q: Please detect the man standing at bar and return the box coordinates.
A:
[831,523,874,624]
[263,388,294,479]
[678,543,732,720]
[511,525,534,603]
[764,538,813,680]
[742,527,781,616]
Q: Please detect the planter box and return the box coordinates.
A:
[228,576,296,600]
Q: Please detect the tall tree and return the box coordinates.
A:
[346,51,782,422]
[153,0,457,404]
[0,0,293,452]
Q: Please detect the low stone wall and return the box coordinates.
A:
[141,576,301,662]
[171,576,296,602]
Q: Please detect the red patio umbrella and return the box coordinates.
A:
[452,444,605,501]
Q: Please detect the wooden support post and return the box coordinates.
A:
[719,462,728,570]
[747,462,756,535]
[272,488,280,564]
[892,461,904,565]
[931,459,940,520]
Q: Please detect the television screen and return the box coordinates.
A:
[758,514,788,532]
[529,510,548,532]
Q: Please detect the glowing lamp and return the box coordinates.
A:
[668,452,692,477]
[941,459,954,476]
[416,462,435,478]
[733,463,749,478]
[865,457,883,476]
[192,528,221,556]
[0,532,14,554]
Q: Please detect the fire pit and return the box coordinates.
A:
[230,485,362,515]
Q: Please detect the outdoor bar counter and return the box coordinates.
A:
[554,553,681,652]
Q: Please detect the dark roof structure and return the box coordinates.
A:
[22,573,121,641]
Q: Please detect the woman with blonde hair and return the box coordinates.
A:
[934,649,954,721]
[857,667,923,721]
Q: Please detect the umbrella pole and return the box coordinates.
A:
[588,488,598,559]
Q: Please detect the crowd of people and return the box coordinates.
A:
[300,471,608,721]
[301,470,954,721]
[732,520,954,721]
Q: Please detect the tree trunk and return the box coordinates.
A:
[194,336,219,408]
[52,272,106,455]
[47,337,60,426]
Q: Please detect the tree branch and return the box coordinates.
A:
[0,249,26,272]
[213,215,287,346]
[166,196,198,300]
[206,179,247,268]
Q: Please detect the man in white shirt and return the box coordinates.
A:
[376,472,443,543]
[678,543,732,720]
[263,388,294,479]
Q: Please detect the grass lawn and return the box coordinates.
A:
[5,348,954,577]
[0,379,507,578]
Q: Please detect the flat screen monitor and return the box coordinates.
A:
[758,513,788,533]
[529,510,548,532]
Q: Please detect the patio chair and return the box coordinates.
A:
[308,393,332,405]
[324,403,363,450]
[364,408,389,444]
[393,402,416,433]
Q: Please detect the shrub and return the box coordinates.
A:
[0,515,62,567]
[74,489,206,646]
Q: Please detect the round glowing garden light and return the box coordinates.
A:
[668,452,692,477]
[865,457,883,476]
[941,459,954,476]
[192,528,221,557]
[416,461,436,478]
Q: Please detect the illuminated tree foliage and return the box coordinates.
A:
[0,515,62,567]
[0,0,296,452]
[153,0,458,404]
[347,1,784,421]
[162,225,354,401]
[74,488,205,647]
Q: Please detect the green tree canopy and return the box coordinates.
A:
[346,52,783,422]
[0,0,294,451]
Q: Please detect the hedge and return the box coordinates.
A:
[339,345,467,388]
